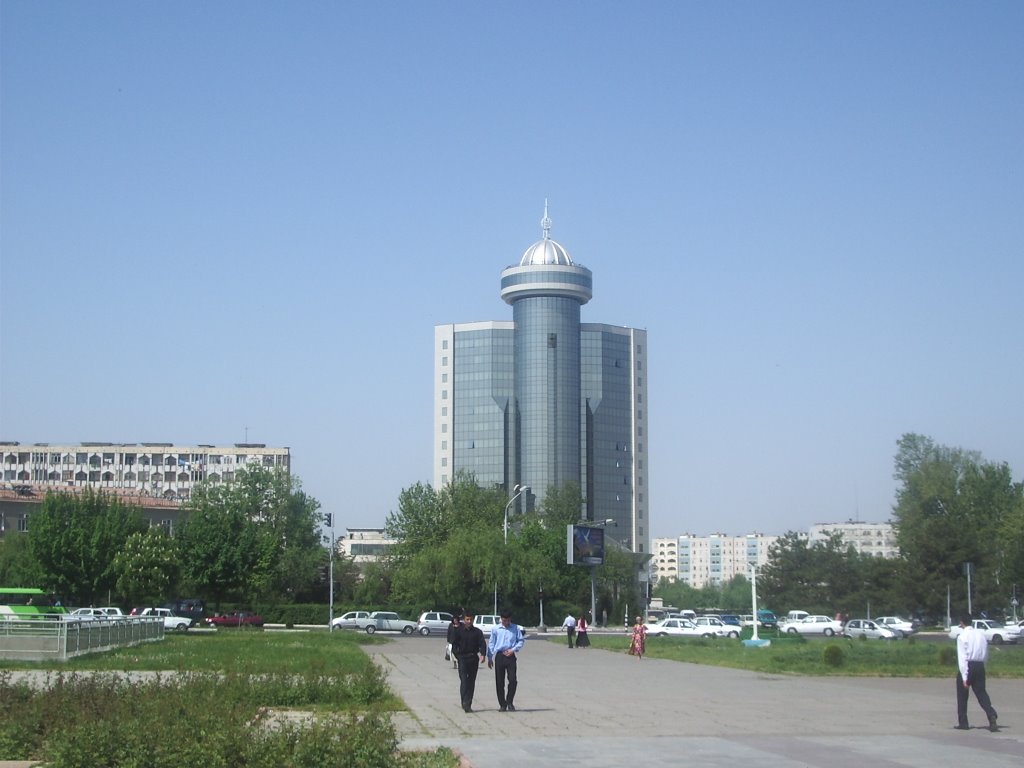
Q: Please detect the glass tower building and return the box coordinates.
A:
[434,208,648,554]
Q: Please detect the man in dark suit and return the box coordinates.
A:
[451,610,487,712]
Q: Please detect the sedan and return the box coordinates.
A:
[949,619,1020,645]
[785,615,844,637]
[331,610,372,631]
[693,616,741,639]
[873,616,916,637]
[366,611,417,635]
[646,618,712,638]
[843,619,898,640]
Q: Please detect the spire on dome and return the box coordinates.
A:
[541,199,553,240]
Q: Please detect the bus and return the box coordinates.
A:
[0,587,66,619]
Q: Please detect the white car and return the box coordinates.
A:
[139,607,192,632]
[68,607,124,621]
[365,611,417,635]
[843,619,898,640]
[873,616,915,637]
[473,614,502,635]
[646,618,710,638]
[784,615,844,637]
[949,619,1020,645]
[693,616,741,639]
[331,610,372,631]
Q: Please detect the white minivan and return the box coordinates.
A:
[473,614,501,635]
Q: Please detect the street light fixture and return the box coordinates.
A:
[495,484,530,614]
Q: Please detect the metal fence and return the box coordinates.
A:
[0,616,165,662]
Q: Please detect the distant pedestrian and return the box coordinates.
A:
[601,608,608,627]
[487,610,524,712]
[561,613,577,648]
[628,615,647,660]
[452,610,487,712]
[576,613,591,648]
[954,613,998,731]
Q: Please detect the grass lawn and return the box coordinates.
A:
[588,632,1024,677]
[0,631,459,767]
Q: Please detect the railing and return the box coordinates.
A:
[0,616,165,662]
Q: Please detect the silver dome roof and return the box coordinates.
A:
[519,201,574,266]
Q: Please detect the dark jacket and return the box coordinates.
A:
[452,623,486,658]
[446,621,459,644]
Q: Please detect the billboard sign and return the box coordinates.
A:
[567,524,605,566]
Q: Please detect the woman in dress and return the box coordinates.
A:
[628,615,647,659]
[576,613,590,648]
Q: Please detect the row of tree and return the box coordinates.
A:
[0,466,333,609]
[657,433,1023,622]
[2,432,1019,624]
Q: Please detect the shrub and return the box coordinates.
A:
[938,645,956,667]
[822,643,845,668]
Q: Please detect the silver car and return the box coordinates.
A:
[416,611,454,636]
[366,611,417,635]
[843,619,898,640]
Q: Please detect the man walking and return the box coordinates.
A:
[487,610,525,712]
[561,612,577,648]
[452,610,487,712]
[955,613,998,731]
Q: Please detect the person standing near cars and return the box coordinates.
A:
[487,610,525,712]
[955,613,998,731]
[561,612,577,648]
[452,610,487,712]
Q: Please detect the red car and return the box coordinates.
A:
[205,611,264,628]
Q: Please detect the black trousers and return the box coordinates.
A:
[494,652,518,708]
[457,654,480,709]
[956,661,997,726]
[565,627,575,647]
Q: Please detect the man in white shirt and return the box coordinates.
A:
[487,611,525,712]
[955,613,998,731]
[561,613,577,648]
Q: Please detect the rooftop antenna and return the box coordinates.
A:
[541,199,552,240]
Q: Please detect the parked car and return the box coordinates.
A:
[646,618,710,638]
[784,615,844,637]
[68,607,124,621]
[693,616,741,639]
[473,614,502,636]
[873,616,916,637]
[757,610,779,630]
[719,614,742,627]
[416,611,454,636]
[948,619,1020,645]
[139,607,192,632]
[365,611,417,635]
[843,619,898,640]
[331,610,372,631]
[205,611,264,629]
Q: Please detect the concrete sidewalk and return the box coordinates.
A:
[369,632,1024,768]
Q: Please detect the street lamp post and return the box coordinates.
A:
[326,513,335,631]
[495,484,529,615]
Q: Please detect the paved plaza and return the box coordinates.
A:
[368,631,1024,768]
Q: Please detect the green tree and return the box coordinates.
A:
[27,489,147,605]
[892,433,1023,617]
[759,530,869,615]
[177,466,324,606]
[0,533,45,587]
[113,527,181,607]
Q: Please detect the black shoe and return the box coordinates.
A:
[463,705,472,713]
[989,715,998,732]
[954,724,970,730]
[499,706,507,712]
[507,704,516,712]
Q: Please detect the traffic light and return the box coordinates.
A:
[324,513,332,527]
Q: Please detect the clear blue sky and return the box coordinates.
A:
[2,2,1022,539]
